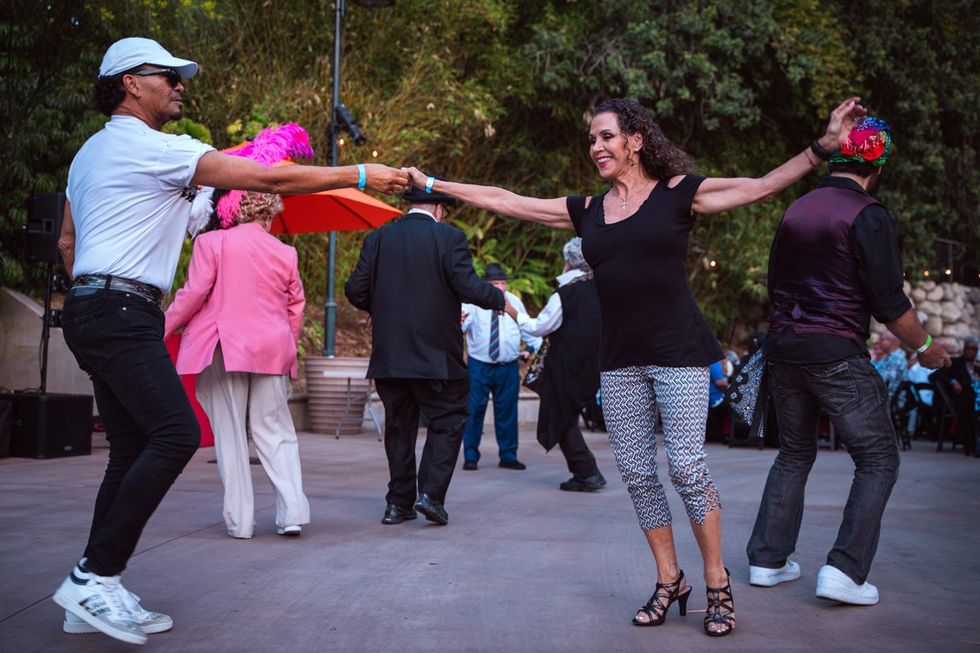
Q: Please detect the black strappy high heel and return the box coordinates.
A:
[704,567,735,637]
[632,570,692,627]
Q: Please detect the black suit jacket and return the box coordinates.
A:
[345,211,504,379]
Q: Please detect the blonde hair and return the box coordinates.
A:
[235,192,283,225]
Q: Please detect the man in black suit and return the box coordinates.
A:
[345,180,504,525]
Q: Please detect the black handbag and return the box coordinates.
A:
[522,337,550,392]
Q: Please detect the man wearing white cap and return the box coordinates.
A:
[53,37,410,645]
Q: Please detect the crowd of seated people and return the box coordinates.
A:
[876,335,979,456]
[703,333,978,456]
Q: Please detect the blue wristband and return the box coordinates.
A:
[356,164,366,191]
[425,176,435,193]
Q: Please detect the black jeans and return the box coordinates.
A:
[375,377,469,508]
[62,288,199,576]
[746,356,899,584]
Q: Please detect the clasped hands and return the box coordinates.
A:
[357,166,430,196]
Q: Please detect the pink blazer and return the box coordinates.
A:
[165,222,305,377]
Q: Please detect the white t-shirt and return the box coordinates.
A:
[67,115,214,291]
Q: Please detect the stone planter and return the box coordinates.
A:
[304,356,371,436]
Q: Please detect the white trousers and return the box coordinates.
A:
[196,345,310,538]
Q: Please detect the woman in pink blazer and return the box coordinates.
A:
[165,191,310,539]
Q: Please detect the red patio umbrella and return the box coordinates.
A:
[274,179,403,233]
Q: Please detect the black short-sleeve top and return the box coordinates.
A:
[567,174,723,371]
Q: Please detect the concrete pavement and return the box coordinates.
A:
[1,431,978,652]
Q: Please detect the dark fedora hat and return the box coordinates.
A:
[402,175,458,205]
[483,262,509,281]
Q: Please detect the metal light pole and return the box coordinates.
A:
[324,0,345,356]
[324,0,394,357]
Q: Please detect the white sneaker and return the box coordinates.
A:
[815,564,879,605]
[749,560,801,587]
[53,566,147,645]
[64,590,173,634]
[277,525,302,536]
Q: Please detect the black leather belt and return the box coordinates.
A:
[72,274,165,307]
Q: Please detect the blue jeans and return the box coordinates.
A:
[463,359,519,463]
[62,288,200,576]
[747,356,899,584]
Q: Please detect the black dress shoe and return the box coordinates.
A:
[462,460,478,471]
[498,460,526,470]
[382,503,418,525]
[413,493,448,525]
[559,471,607,492]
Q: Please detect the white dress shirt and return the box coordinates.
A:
[516,269,588,337]
[463,291,542,363]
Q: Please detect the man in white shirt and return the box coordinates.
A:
[53,37,409,646]
[461,263,541,470]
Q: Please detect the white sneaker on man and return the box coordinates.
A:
[749,559,801,587]
[277,525,301,536]
[63,589,173,634]
[53,565,147,645]
[815,564,879,605]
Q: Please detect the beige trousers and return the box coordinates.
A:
[196,345,310,538]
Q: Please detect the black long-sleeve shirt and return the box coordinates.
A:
[765,176,912,364]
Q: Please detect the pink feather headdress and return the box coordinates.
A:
[216,123,315,228]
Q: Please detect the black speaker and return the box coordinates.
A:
[26,192,66,264]
[0,393,93,459]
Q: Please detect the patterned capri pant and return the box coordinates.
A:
[601,365,721,531]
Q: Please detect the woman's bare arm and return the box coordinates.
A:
[404,167,573,230]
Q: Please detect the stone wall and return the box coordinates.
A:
[870,281,980,353]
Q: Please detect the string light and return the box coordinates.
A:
[338,137,345,146]
[923,270,930,277]
[944,268,952,276]
[371,150,379,158]
[709,260,717,268]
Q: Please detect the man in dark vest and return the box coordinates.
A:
[746,117,950,604]
[345,179,504,526]
[506,237,606,491]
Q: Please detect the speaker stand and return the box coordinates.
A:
[39,261,54,394]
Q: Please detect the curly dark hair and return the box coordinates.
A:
[593,98,694,180]
[93,75,126,116]
[828,160,879,178]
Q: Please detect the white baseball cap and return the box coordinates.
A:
[99,37,198,79]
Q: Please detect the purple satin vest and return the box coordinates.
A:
[769,186,879,340]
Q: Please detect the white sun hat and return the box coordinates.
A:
[99,37,198,79]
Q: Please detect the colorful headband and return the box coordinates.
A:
[829,116,892,167]
[216,123,315,228]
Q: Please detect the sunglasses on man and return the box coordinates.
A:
[130,68,182,88]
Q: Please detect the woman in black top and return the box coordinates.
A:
[405,96,865,637]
